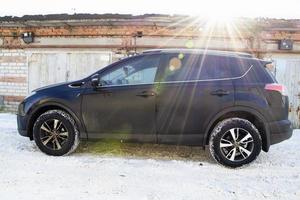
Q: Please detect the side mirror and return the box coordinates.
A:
[91,74,99,88]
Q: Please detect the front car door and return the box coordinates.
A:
[82,54,161,142]
[156,53,235,145]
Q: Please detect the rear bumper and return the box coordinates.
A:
[268,119,293,145]
[17,114,30,138]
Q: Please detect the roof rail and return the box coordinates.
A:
[142,48,253,58]
[142,49,163,54]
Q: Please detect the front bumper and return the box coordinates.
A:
[17,114,30,138]
[268,119,293,145]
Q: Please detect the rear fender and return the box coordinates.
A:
[203,106,270,152]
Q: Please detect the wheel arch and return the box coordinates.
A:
[203,106,270,152]
[27,102,87,140]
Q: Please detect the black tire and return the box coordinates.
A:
[209,118,262,168]
[33,110,80,156]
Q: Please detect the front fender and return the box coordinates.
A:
[24,91,87,140]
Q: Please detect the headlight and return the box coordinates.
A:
[18,101,25,116]
[19,91,36,116]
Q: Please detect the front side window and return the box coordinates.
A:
[100,55,160,86]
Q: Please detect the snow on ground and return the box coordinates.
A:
[0,113,299,200]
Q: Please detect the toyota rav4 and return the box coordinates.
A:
[17,49,292,167]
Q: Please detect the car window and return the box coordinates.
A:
[199,56,233,79]
[231,58,251,78]
[100,55,159,86]
[161,54,251,81]
[244,60,276,84]
[161,53,199,82]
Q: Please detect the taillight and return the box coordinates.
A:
[265,83,287,96]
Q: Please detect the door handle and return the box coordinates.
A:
[210,89,230,96]
[136,91,156,98]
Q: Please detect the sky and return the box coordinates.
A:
[0,0,300,19]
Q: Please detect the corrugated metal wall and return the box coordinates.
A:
[28,51,111,92]
[273,56,300,128]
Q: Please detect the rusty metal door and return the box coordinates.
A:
[273,58,300,128]
[28,51,111,92]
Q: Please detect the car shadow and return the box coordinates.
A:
[77,139,212,162]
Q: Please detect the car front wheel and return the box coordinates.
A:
[33,109,79,156]
[209,118,262,168]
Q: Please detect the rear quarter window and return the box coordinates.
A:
[244,60,276,84]
[199,55,251,80]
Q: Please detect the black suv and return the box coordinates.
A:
[17,49,292,167]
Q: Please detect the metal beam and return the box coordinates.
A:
[1,44,299,54]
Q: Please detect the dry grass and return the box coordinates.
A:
[77,139,210,162]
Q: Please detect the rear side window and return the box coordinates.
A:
[161,54,251,81]
[199,56,231,79]
[161,53,199,82]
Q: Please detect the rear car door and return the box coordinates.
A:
[82,54,161,142]
[156,53,235,145]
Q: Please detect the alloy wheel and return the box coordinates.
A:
[39,119,69,150]
[219,128,254,162]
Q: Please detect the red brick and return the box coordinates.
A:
[0,56,26,63]
[4,95,25,102]
[0,76,26,83]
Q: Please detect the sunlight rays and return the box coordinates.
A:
[154,15,254,137]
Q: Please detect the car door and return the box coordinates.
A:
[81,54,161,142]
[156,53,235,145]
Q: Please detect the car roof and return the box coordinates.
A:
[142,48,253,58]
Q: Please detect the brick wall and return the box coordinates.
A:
[0,49,27,112]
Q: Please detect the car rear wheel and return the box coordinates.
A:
[33,110,79,156]
[209,118,262,168]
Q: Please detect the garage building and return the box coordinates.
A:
[0,14,299,127]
